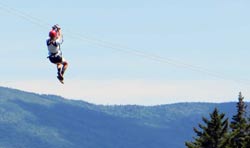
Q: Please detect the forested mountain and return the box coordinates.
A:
[0,86,244,148]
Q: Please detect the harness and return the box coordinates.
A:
[47,39,58,47]
[48,52,61,58]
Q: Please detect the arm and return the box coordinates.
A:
[57,29,63,44]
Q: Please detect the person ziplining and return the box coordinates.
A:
[46,24,68,84]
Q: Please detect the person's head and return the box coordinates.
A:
[49,30,57,39]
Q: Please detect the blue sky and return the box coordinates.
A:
[0,0,250,105]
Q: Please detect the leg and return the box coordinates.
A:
[49,56,64,83]
[56,63,64,84]
[57,63,63,79]
[61,60,68,76]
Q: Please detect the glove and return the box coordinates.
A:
[52,24,61,31]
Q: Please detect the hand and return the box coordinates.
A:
[55,24,60,29]
[52,24,61,31]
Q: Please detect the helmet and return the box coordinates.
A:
[49,30,57,38]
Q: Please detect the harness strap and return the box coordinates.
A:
[47,52,61,58]
[47,40,58,47]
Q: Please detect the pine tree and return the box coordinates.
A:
[227,92,248,148]
[185,108,228,148]
[244,103,250,147]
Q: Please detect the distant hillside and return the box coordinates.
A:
[0,86,243,148]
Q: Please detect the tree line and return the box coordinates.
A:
[185,92,250,148]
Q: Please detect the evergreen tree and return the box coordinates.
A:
[244,103,250,147]
[227,92,248,148]
[185,108,228,148]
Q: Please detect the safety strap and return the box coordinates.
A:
[47,40,58,47]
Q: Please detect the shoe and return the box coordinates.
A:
[57,75,64,84]
[57,75,63,80]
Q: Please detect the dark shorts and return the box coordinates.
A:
[49,55,63,64]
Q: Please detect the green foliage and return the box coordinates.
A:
[186,92,250,148]
[226,92,248,148]
[185,108,228,148]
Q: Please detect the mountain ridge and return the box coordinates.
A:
[0,86,245,148]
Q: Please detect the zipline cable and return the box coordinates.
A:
[0,1,250,86]
[0,2,50,30]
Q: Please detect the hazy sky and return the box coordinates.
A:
[0,0,250,105]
